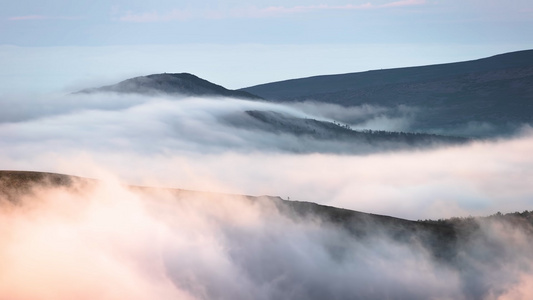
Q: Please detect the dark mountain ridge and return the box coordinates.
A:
[75,50,533,137]
[77,73,262,100]
[240,49,533,100]
[240,50,533,136]
[222,110,469,152]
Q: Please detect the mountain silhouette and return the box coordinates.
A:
[240,50,533,136]
[77,73,262,100]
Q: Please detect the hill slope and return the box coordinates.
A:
[222,110,468,153]
[0,170,528,262]
[2,170,533,299]
[240,50,533,136]
[78,73,262,100]
[0,170,455,259]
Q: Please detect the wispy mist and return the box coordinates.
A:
[1,91,533,299]
[1,178,533,299]
[0,93,436,155]
[1,93,532,220]
[287,101,416,132]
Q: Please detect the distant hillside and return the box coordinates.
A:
[77,73,262,100]
[222,110,468,152]
[240,50,533,136]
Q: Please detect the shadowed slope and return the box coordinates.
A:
[0,170,458,261]
[241,50,533,136]
[78,73,262,100]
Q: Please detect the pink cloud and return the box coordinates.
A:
[228,1,423,18]
[380,0,426,8]
[245,4,373,17]
[118,10,192,22]
[118,1,427,23]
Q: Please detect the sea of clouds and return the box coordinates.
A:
[1,93,532,219]
[1,92,533,299]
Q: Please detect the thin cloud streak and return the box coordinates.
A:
[380,0,426,8]
[8,15,48,21]
[119,10,193,23]
[8,15,82,21]
[118,1,427,23]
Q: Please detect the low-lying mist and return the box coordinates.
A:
[1,178,532,300]
[286,101,416,132]
[1,93,532,219]
[2,92,533,299]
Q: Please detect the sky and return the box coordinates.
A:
[1,0,533,93]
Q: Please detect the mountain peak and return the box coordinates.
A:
[77,73,262,100]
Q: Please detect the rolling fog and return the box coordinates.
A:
[2,173,533,299]
[2,92,533,299]
[1,93,532,219]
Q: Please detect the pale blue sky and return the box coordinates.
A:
[1,0,532,93]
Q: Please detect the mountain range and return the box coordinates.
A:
[79,50,533,138]
[240,50,533,136]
